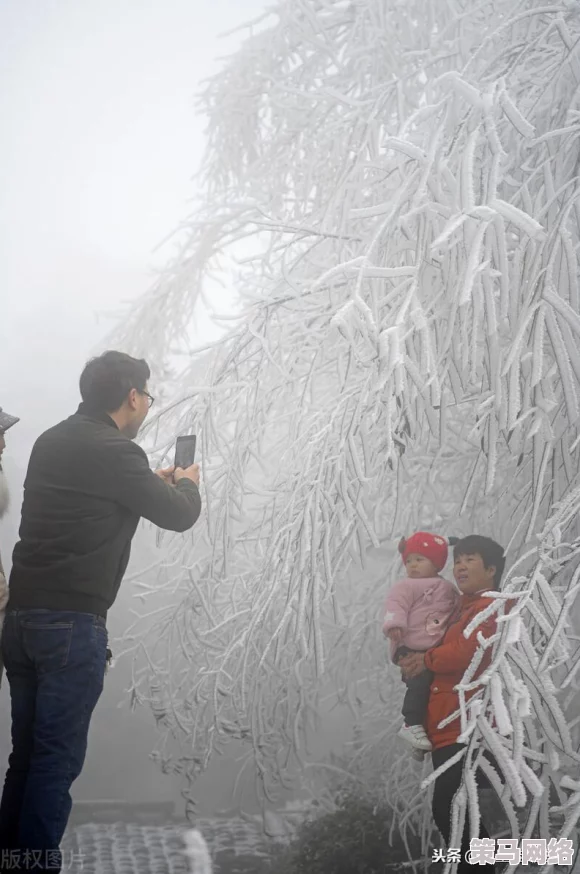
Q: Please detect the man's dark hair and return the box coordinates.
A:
[453,535,506,589]
[80,351,150,412]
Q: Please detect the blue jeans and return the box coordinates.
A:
[0,609,107,872]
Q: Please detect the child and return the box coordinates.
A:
[382,531,459,753]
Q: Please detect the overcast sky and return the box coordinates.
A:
[0,0,265,467]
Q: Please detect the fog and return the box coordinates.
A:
[3,3,576,869]
[0,0,267,819]
[0,0,266,464]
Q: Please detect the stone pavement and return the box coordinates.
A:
[60,819,273,874]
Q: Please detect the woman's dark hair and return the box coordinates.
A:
[453,535,506,589]
[79,351,150,412]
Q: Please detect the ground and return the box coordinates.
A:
[61,818,273,874]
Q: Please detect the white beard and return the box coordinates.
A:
[0,468,10,520]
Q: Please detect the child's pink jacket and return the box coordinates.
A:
[382,576,459,658]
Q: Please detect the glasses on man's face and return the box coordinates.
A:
[139,390,155,408]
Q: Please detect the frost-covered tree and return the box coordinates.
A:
[112,0,580,860]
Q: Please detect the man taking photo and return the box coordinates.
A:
[0,351,201,873]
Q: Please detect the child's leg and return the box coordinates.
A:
[401,668,433,726]
[394,650,433,751]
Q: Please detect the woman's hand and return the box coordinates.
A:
[398,652,426,680]
[387,627,403,645]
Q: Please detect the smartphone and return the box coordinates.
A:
[174,434,197,470]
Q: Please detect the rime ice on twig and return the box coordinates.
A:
[112,0,580,860]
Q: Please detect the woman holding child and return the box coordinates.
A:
[383,533,505,873]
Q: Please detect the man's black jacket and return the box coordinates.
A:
[8,404,201,617]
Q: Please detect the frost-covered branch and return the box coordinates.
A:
[111,0,580,851]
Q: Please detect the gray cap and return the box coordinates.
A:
[0,408,19,433]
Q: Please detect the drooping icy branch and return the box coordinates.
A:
[112,0,580,851]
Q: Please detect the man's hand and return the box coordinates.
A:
[155,466,176,484]
[174,463,200,487]
[398,652,427,681]
[387,627,403,645]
